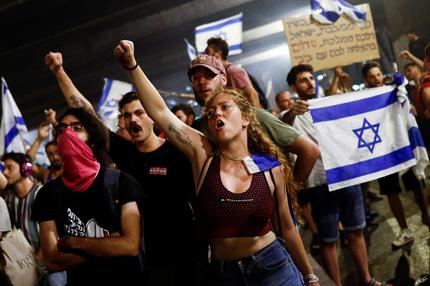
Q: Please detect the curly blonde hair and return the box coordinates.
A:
[206,88,301,218]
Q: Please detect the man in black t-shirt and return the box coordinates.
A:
[32,108,144,286]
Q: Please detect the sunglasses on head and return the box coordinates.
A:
[54,121,85,137]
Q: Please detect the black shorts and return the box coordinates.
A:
[401,169,422,191]
[298,188,312,206]
[378,173,401,195]
[378,170,421,195]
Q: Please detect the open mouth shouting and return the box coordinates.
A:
[215,119,225,130]
[129,123,142,135]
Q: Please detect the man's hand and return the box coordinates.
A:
[37,122,50,141]
[114,40,137,69]
[290,99,310,116]
[45,108,57,125]
[45,52,63,73]
[399,50,412,60]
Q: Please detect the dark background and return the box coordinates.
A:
[0,0,429,128]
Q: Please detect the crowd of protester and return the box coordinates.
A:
[0,31,429,286]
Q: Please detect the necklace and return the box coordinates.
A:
[219,152,250,161]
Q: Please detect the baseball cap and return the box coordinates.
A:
[187,54,226,80]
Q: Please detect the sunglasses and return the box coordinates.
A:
[54,121,85,137]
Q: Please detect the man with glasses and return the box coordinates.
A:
[32,108,145,286]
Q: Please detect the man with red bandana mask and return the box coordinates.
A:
[31,108,145,286]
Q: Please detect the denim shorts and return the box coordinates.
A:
[309,184,366,243]
[209,238,303,286]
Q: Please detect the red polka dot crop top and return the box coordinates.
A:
[198,155,273,238]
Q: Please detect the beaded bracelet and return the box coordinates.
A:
[304,273,319,285]
[124,61,139,71]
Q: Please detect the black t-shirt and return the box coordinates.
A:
[31,168,144,285]
[108,132,198,265]
[409,37,428,60]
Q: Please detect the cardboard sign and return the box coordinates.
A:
[283,4,379,71]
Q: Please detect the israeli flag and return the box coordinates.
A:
[337,0,366,22]
[308,77,428,191]
[184,38,197,60]
[0,77,29,155]
[311,0,365,24]
[195,13,243,56]
[97,78,134,131]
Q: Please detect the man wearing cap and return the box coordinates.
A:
[205,37,262,108]
[188,54,320,185]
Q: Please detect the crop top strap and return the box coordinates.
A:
[196,156,214,194]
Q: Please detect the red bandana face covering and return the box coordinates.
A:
[57,128,100,192]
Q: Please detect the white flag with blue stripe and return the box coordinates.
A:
[308,76,428,191]
[97,78,134,131]
[0,77,29,155]
[184,38,197,60]
[195,13,243,56]
[311,0,366,24]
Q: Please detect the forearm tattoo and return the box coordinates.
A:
[70,95,88,109]
[168,123,192,147]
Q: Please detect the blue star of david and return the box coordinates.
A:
[353,118,382,153]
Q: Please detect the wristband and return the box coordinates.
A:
[304,273,319,285]
[124,61,139,71]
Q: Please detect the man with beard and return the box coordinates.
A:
[27,109,63,184]
[188,55,320,186]
[44,51,202,286]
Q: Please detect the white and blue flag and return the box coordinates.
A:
[97,78,134,131]
[308,74,428,191]
[184,38,197,60]
[195,13,243,56]
[0,77,29,155]
[311,0,366,24]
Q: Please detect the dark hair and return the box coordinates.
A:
[361,61,381,79]
[207,37,229,60]
[171,103,195,117]
[404,62,422,71]
[2,152,31,166]
[118,91,139,112]
[58,108,108,164]
[404,28,416,35]
[45,140,57,152]
[286,64,314,86]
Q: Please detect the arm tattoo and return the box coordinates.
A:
[70,95,83,108]
[70,95,89,110]
[168,123,192,147]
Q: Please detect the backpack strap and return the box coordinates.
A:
[103,168,121,230]
[103,168,146,268]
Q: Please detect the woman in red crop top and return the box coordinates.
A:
[115,40,319,286]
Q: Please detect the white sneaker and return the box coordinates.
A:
[392,228,415,247]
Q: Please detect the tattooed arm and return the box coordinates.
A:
[114,40,212,170]
[44,52,96,115]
